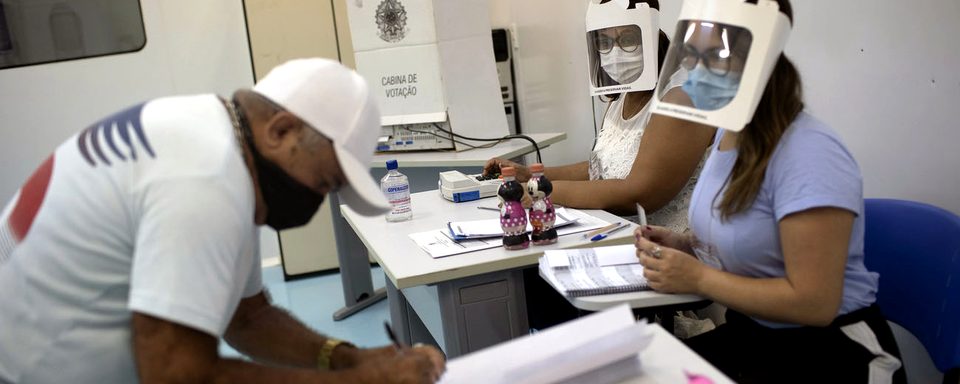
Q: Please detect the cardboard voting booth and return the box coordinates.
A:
[345,0,509,151]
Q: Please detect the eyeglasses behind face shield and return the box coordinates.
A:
[591,26,642,54]
[677,22,752,78]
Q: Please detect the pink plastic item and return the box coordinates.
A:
[685,371,715,384]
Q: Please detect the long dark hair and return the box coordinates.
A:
[716,0,804,220]
[596,0,669,102]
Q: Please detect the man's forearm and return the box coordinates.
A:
[133,310,365,384]
[224,299,347,369]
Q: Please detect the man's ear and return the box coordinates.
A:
[262,111,302,149]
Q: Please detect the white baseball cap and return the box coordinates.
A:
[253,58,391,216]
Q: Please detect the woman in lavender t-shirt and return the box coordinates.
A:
[633,0,904,382]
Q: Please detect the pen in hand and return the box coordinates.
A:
[386,323,446,380]
[636,203,649,240]
[384,322,404,352]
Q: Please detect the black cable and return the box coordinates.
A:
[401,126,476,148]
[430,123,542,164]
[400,126,501,150]
[401,126,480,149]
[591,97,599,151]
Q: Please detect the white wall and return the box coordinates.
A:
[786,0,960,216]
[488,0,596,168]
[0,1,281,258]
[490,0,960,216]
[0,0,254,198]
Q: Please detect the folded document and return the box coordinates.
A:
[437,305,652,384]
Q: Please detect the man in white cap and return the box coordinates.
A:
[0,58,444,384]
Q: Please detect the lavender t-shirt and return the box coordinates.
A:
[688,112,879,328]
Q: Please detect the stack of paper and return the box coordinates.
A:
[408,209,610,258]
[447,208,579,239]
[437,305,652,384]
[540,244,650,297]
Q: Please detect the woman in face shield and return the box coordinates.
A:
[635,0,906,382]
[483,0,716,235]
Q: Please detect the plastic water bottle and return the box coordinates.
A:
[527,163,557,245]
[498,167,529,250]
[381,160,412,222]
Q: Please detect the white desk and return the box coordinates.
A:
[330,133,565,321]
[341,190,636,357]
[620,323,735,384]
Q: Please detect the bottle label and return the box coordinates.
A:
[386,185,409,193]
[389,196,412,214]
[384,183,412,216]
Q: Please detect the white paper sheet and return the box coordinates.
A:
[542,244,640,270]
[436,305,652,384]
[409,230,504,258]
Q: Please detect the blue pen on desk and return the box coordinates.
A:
[583,222,620,239]
[590,223,629,241]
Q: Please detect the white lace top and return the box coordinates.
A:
[589,73,710,233]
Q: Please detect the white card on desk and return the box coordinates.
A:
[409,229,503,258]
[437,304,651,384]
[542,244,639,270]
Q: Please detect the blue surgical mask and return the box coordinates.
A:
[681,65,741,111]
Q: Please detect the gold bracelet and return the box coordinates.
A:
[317,339,345,370]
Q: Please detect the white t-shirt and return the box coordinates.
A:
[0,94,262,384]
[589,70,708,233]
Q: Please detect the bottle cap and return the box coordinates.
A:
[386,160,398,170]
[501,167,515,177]
[530,163,544,173]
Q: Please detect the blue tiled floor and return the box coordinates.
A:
[220,265,392,358]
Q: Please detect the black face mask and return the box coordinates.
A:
[235,102,325,230]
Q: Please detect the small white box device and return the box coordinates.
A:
[438,171,501,202]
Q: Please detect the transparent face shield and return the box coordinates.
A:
[657,20,753,111]
[587,24,644,88]
[585,0,659,95]
[650,0,790,131]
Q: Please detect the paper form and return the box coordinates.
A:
[543,244,639,270]
[409,230,504,258]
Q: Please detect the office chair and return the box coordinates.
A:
[864,198,960,384]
